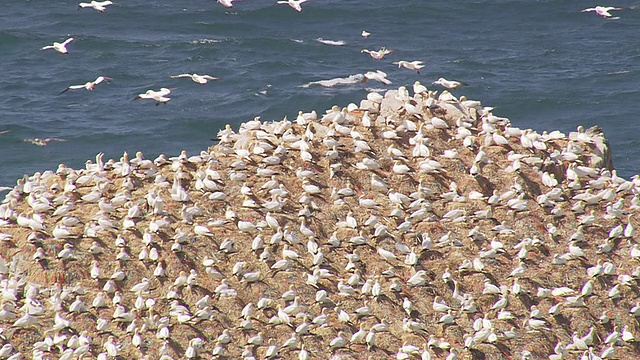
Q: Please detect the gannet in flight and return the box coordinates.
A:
[364,70,391,85]
[301,74,365,88]
[582,6,623,18]
[78,1,117,12]
[276,0,307,12]
[433,77,465,89]
[170,73,219,84]
[132,88,174,105]
[361,47,393,60]
[23,138,67,146]
[41,38,74,54]
[393,60,425,74]
[60,76,112,94]
[316,38,346,46]
[218,0,241,8]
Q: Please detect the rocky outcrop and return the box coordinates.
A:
[0,84,637,360]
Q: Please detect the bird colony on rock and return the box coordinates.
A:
[0,85,638,360]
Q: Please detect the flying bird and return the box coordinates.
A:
[41,38,74,54]
[78,1,117,12]
[361,47,393,60]
[60,76,112,94]
[433,77,465,89]
[364,70,392,85]
[132,88,174,105]
[276,0,307,12]
[301,74,365,88]
[582,6,623,18]
[218,0,241,8]
[170,73,219,84]
[316,38,346,46]
[23,138,67,146]
[393,60,425,74]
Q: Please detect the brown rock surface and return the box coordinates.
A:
[0,85,637,360]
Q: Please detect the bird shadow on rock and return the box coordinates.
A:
[166,338,185,357]
[473,175,495,195]
[552,313,573,334]
[515,293,533,309]
[420,250,444,261]
[469,348,486,360]
[516,171,542,197]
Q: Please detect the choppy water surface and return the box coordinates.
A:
[1,0,639,187]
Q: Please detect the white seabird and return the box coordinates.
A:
[276,0,307,12]
[582,6,623,18]
[78,1,117,12]
[132,88,173,105]
[361,47,393,60]
[217,0,241,8]
[433,77,465,89]
[60,76,112,94]
[41,37,74,54]
[393,60,425,74]
[170,73,219,84]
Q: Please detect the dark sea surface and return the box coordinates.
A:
[2,0,640,188]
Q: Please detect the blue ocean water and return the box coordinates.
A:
[1,0,640,187]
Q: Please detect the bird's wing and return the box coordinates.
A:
[78,3,92,8]
[60,85,84,94]
[41,45,54,50]
[94,76,111,84]
[581,8,595,12]
[203,75,219,80]
[157,88,172,96]
[62,38,74,46]
[170,74,192,78]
